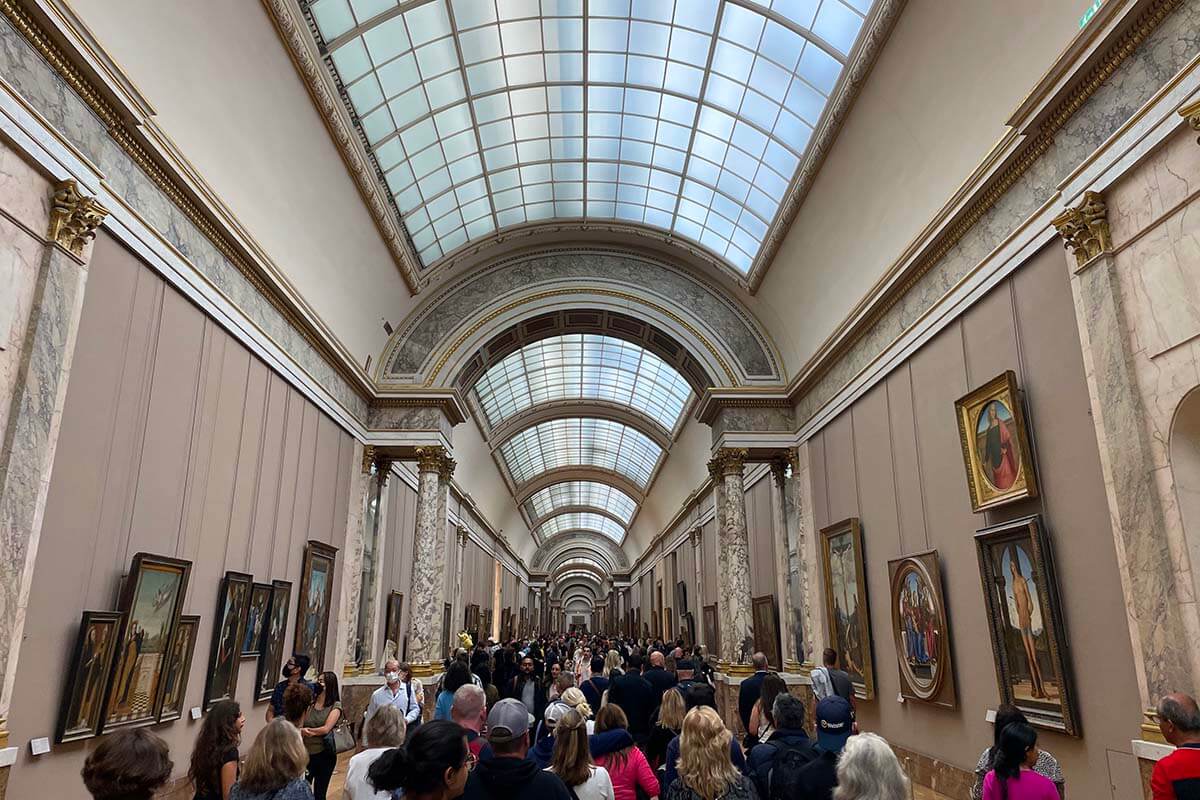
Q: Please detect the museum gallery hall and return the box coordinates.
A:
[1,0,1199,797]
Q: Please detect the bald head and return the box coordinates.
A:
[650,651,665,668]
[1159,693,1200,745]
[452,684,487,733]
[752,652,768,670]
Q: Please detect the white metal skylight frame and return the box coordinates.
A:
[473,333,692,430]
[555,555,610,573]
[497,416,662,488]
[308,0,872,273]
[534,511,627,542]
[525,480,638,524]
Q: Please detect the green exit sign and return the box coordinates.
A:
[1079,0,1104,28]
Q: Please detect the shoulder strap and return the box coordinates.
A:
[567,784,581,800]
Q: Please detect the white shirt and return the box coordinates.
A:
[343,747,391,800]
[546,766,614,800]
[810,666,833,700]
[365,679,423,738]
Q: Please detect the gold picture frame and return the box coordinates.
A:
[954,370,1038,512]
[819,518,874,700]
[888,551,957,708]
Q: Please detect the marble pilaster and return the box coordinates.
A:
[406,446,455,675]
[769,456,802,672]
[790,443,819,667]
[709,448,754,673]
[689,526,705,648]
[0,179,105,750]
[450,525,467,645]
[338,444,373,677]
[357,457,391,675]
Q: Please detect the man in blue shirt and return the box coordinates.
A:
[266,653,310,722]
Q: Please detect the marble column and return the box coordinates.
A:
[357,455,391,675]
[769,455,803,673]
[0,180,106,751]
[338,444,374,677]
[689,526,705,647]
[450,525,467,645]
[406,446,455,675]
[790,444,819,667]
[709,448,754,673]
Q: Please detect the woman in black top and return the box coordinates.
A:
[189,699,244,800]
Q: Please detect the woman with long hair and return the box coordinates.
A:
[971,705,1063,800]
[546,709,615,800]
[592,704,659,800]
[981,723,1059,800]
[367,719,471,800]
[833,733,910,800]
[560,686,595,733]
[230,719,313,800]
[299,671,342,800]
[603,649,622,678]
[436,662,473,720]
[663,707,756,800]
[746,673,787,749]
[645,687,686,770]
[189,699,245,800]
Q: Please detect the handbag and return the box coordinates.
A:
[324,707,355,754]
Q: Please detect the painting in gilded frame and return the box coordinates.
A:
[888,551,957,708]
[295,541,338,677]
[752,595,781,670]
[257,580,292,701]
[158,614,199,722]
[703,604,718,657]
[383,591,403,664]
[955,371,1038,512]
[56,611,124,743]
[204,571,252,709]
[819,518,874,700]
[241,583,272,657]
[976,515,1078,736]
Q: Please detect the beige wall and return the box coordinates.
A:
[806,242,1143,799]
[8,232,356,799]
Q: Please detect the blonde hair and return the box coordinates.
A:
[560,686,593,719]
[658,686,686,731]
[549,709,593,787]
[834,733,910,800]
[603,649,621,676]
[677,706,738,800]
[240,719,307,793]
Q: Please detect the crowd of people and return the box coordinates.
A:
[75,631,1200,800]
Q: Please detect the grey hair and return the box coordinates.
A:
[833,732,910,800]
[365,705,406,748]
[1159,695,1200,732]
[752,652,768,670]
[772,693,807,730]
[452,684,487,720]
[384,658,401,673]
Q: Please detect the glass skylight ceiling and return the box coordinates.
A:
[309,0,872,273]
[535,511,626,542]
[526,480,637,524]
[474,334,692,430]
[497,417,662,487]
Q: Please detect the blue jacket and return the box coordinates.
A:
[747,729,816,797]
[530,733,556,768]
[590,728,634,759]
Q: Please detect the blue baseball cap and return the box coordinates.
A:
[815,696,854,752]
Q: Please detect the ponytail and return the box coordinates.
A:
[368,720,467,794]
[992,722,1037,800]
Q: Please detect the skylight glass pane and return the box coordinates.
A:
[313,0,870,273]
[525,480,638,524]
[534,512,627,542]
[497,417,662,488]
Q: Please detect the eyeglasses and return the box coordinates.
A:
[464,752,478,772]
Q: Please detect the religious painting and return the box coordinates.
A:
[652,609,660,641]
[752,595,782,670]
[102,553,192,731]
[819,518,874,700]
[158,614,199,722]
[888,551,957,708]
[465,604,480,639]
[955,371,1039,512]
[204,571,252,709]
[257,580,291,701]
[703,604,719,656]
[241,583,272,657]
[383,592,403,664]
[976,516,1078,735]
[443,603,453,652]
[294,541,337,677]
[56,611,123,743]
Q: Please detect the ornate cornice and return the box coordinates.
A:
[695,388,792,425]
[1182,99,1200,143]
[372,392,468,426]
[48,179,108,257]
[1052,191,1112,268]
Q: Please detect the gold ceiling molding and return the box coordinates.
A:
[1182,99,1200,142]
[748,0,906,292]
[0,0,376,402]
[782,0,1183,410]
[261,0,422,293]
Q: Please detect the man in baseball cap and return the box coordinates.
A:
[461,698,572,800]
[793,695,856,800]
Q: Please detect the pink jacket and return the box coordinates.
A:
[595,746,660,800]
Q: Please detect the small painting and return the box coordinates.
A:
[752,595,781,670]
[102,553,192,731]
[888,551,957,708]
[703,604,719,656]
[56,611,124,743]
[257,580,292,701]
[204,571,252,709]
[159,614,199,722]
[383,591,403,665]
[976,516,1078,735]
[241,583,272,657]
[295,541,338,677]
[819,518,874,700]
[955,371,1039,512]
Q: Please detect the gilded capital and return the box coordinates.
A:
[361,444,377,474]
[769,449,797,486]
[49,179,109,258]
[1182,99,1200,144]
[456,525,469,548]
[415,445,454,478]
[708,447,748,478]
[1052,191,1111,268]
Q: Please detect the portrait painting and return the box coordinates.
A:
[294,541,337,677]
[383,591,403,664]
[976,516,1078,735]
[752,595,781,669]
[56,611,123,743]
[158,614,199,722]
[703,604,718,656]
[257,580,291,700]
[820,518,874,699]
[888,551,957,708]
[241,583,272,657]
[204,571,252,709]
[102,553,191,731]
[955,371,1039,511]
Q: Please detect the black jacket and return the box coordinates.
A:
[461,754,572,800]
[643,667,677,703]
[607,672,657,739]
[795,748,839,800]
[737,671,768,733]
[747,729,817,797]
[505,674,547,720]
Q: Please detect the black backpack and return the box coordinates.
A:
[766,739,817,800]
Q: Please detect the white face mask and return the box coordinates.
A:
[385,671,401,683]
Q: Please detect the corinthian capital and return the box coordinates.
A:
[1052,191,1111,268]
[708,447,749,478]
[456,525,469,548]
[415,445,455,479]
[49,179,109,258]
[1182,99,1200,144]
[689,526,703,548]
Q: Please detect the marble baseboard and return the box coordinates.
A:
[891,744,975,800]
